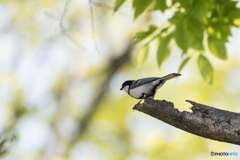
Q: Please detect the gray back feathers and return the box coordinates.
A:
[130,77,159,89]
[129,73,181,89]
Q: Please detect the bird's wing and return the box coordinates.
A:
[130,77,159,89]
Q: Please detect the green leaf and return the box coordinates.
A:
[157,34,173,67]
[178,0,194,9]
[226,8,240,20]
[178,56,190,73]
[186,16,203,38]
[192,38,204,51]
[185,16,204,51]
[133,0,152,20]
[209,21,231,43]
[224,1,238,14]
[135,25,157,43]
[114,0,125,12]
[208,36,227,60]
[174,24,190,52]
[169,12,183,24]
[155,0,167,12]
[137,44,149,65]
[159,27,169,34]
[191,0,210,20]
[198,54,214,84]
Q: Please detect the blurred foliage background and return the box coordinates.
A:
[1,0,240,160]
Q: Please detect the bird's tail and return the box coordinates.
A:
[160,73,181,81]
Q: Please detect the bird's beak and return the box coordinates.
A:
[120,87,123,90]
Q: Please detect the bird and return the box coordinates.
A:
[120,73,181,105]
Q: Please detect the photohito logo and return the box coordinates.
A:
[210,151,238,156]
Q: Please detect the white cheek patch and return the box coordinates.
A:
[123,85,129,93]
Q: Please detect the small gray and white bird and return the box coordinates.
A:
[120,73,181,104]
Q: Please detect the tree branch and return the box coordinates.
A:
[133,98,240,145]
[63,43,133,156]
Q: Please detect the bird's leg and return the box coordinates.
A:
[136,99,143,105]
[133,98,144,111]
[132,99,143,111]
[135,93,148,106]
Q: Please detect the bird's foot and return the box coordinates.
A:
[132,99,143,110]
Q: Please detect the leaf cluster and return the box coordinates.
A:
[114,0,240,84]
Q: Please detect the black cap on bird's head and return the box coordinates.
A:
[120,80,133,90]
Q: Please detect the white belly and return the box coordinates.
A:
[129,83,154,99]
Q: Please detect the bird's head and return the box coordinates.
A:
[120,80,133,92]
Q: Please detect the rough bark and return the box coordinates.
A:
[133,98,240,145]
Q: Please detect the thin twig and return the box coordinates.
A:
[89,0,101,54]
[59,0,71,23]
[47,0,84,49]
[91,0,131,16]
[60,0,85,49]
